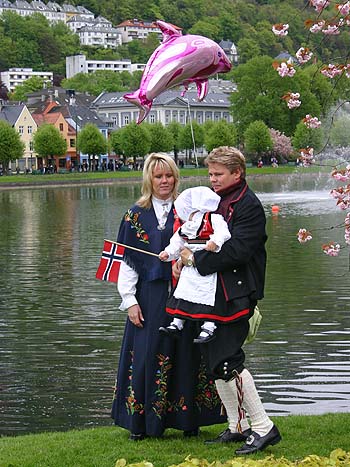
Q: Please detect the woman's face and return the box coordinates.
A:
[208,162,241,193]
[151,164,175,200]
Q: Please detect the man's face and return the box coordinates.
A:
[208,162,241,193]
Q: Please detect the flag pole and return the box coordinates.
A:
[104,239,160,258]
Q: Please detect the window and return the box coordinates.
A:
[19,126,24,135]
[150,114,155,123]
[29,141,34,151]
[123,115,129,125]
[59,123,64,131]
[28,126,32,134]
[70,139,75,147]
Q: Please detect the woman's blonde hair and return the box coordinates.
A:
[205,146,246,179]
[137,153,179,208]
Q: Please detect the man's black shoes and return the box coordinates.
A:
[204,427,251,444]
[235,425,281,455]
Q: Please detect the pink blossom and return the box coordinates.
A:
[344,214,350,244]
[330,187,346,200]
[272,23,289,36]
[309,20,325,33]
[344,64,350,79]
[345,230,350,245]
[322,24,340,35]
[331,166,350,181]
[299,147,315,167]
[320,64,343,78]
[282,92,301,109]
[337,2,350,15]
[338,201,350,210]
[296,47,313,64]
[322,242,340,256]
[288,97,301,109]
[309,0,330,12]
[303,115,321,129]
[297,228,313,243]
[274,61,296,78]
[270,128,293,158]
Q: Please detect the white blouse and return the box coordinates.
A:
[117,196,172,311]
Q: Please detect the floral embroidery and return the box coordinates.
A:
[195,362,222,410]
[125,209,149,244]
[125,351,145,415]
[152,354,187,418]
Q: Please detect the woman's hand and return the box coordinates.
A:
[127,304,144,328]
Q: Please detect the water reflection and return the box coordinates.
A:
[0,175,349,435]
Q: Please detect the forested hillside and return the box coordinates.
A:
[0,0,349,78]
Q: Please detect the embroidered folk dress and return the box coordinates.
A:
[111,198,226,437]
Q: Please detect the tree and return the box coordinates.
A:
[120,122,151,166]
[33,124,67,164]
[269,128,293,162]
[329,117,350,148]
[110,129,125,160]
[292,121,323,153]
[230,55,332,138]
[62,70,136,96]
[0,121,24,173]
[144,122,174,154]
[204,120,237,152]
[188,19,220,41]
[167,121,182,165]
[179,122,204,164]
[10,76,48,102]
[77,124,107,168]
[244,120,272,162]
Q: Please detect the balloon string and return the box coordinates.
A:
[186,99,199,168]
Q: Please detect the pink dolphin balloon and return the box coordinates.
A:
[124,20,232,124]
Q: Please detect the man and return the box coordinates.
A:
[179,146,281,455]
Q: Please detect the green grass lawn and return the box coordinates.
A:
[1,414,350,467]
[0,165,326,188]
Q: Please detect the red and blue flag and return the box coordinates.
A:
[95,240,125,283]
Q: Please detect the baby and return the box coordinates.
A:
[159,186,231,344]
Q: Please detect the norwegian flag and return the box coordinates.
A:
[96,240,125,283]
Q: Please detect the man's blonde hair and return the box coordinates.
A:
[205,146,246,179]
[137,153,179,208]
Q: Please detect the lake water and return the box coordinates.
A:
[1,172,350,436]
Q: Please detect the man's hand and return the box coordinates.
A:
[172,259,183,280]
[180,248,194,266]
[127,304,144,328]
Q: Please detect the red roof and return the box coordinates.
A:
[116,19,181,31]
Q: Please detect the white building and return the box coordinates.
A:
[0,0,94,23]
[115,18,182,44]
[91,80,236,129]
[66,14,111,33]
[76,25,122,48]
[219,40,239,64]
[66,54,145,79]
[0,68,53,92]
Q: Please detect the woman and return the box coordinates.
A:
[179,147,281,455]
[111,153,225,440]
